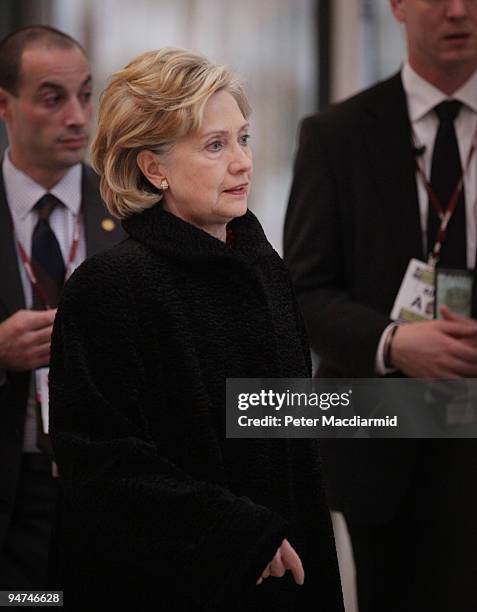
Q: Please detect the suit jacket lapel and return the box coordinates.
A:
[82,164,105,257]
[0,168,26,317]
[81,164,122,257]
[364,73,424,270]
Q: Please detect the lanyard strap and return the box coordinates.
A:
[8,204,82,309]
[412,125,477,265]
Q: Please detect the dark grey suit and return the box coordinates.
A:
[284,73,476,611]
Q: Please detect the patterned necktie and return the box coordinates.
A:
[427,100,467,268]
[31,193,66,308]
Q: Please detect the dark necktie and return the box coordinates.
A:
[427,100,467,268]
[31,194,65,460]
[31,193,66,308]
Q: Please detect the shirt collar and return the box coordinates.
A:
[402,62,477,122]
[2,151,83,220]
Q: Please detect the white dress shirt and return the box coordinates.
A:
[376,63,477,374]
[2,152,86,451]
[3,152,86,306]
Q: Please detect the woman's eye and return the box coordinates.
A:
[239,134,251,146]
[207,141,223,152]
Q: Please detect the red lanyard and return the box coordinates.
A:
[413,125,477,265]
[10,206,82,309]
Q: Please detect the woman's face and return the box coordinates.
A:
[159,90,253,240]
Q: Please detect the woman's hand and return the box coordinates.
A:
[256,538,304,586]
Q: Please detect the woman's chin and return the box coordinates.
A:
[226,198,248,219]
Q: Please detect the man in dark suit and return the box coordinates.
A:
[0,26,123,588]
[284,1,477,611]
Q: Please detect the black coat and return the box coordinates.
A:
[49,205,344,611]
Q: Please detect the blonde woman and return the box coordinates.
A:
[49,48,344,611]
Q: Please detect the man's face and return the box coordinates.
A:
[391,0,477,75]
[0,45,92,177]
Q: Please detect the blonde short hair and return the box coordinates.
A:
[91,47,251,218]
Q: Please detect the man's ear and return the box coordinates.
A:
[0,88,12,122]
[136,150,167,190]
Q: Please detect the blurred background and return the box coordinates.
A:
[0,2,407,610]
[0,0,405,252]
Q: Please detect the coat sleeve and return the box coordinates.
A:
[49,255,287,609]
[283,116,391,376]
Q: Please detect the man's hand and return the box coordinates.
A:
[391,306,477,378]
[0,309,56,372]
[256,538,304,586]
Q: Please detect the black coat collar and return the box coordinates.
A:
[122,205,275,264]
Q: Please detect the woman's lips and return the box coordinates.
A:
[224,184,248,196]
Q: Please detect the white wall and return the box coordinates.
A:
[331,0,405,103]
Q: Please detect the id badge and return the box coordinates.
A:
[391,258,435,322]
[35,367,50,434]
[446,397,475,425]
[434,267,473,318]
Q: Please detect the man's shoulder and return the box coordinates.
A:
[303,72,404,133]
[80,163,126,247]
[82,163,99,178]
[81,163,101,199]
